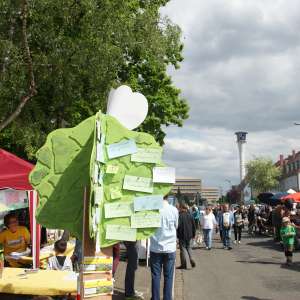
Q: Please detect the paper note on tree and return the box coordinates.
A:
[123,175,153,193]
[131,211,161,228]
[106,164,119,174]
[153,167,175,184]
[106,139,137,159]
[131,148,162,164]
[106,224,137,241]
[134,195,163,211]
[109,185,122,199]
[94,186,103,205]
[104,202,133,218]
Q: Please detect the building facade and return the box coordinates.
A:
[275,150,300,192]
[201,187,220,204]
[172,178,219,204]
[172,178,202,202]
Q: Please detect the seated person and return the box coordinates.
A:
[0,212,31,267]
[48,240,73,271]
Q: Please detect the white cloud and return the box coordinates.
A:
[160,0,300,189]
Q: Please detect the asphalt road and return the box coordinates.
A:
[181,232,300,300]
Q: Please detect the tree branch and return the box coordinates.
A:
[0,0,37,131]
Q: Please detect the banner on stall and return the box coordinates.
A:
[83,256,113,273]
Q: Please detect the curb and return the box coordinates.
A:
[174,250,184,299]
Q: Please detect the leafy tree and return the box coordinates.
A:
[246,157,281,194]
[0,0,189,160]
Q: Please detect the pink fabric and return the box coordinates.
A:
[0,148,33,190]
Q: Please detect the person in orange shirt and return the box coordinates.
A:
[0,212,31,267]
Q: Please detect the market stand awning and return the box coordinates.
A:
[282,192,300,203]
[0,148,33,190]
[0,148,40,268]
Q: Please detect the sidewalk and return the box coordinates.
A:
[113,250,183,299]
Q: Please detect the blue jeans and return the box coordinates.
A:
[150,251,176,300]
[203,229,213,248]
[222,228,231,248]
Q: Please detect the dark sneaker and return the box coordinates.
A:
[176,265,187,270]
[191,260,196,268]
[227,247,232,250]
[125,291,144,300]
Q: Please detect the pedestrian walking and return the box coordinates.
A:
[218,204,234,250]
[192,205,200,231]
[248,204,257,235]
[150,197,179,300]
[280,217,296,266]
[272,205,283,242]
[233,206,245,244]
[201,206,218,250]
[124,241,144,299]
[177,203,196,269]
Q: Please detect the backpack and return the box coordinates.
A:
[223,212,231,228]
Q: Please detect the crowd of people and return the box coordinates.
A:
[1,199,299,300]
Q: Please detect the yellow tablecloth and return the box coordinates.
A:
[0,268,77,295]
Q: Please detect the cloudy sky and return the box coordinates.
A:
[161,0,300,192]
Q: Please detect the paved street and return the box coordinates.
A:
[181,233,300,300]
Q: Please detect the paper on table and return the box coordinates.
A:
[106,139,137,159]
[153,167,175,184]
[106,164,119,174]
[104,202,133,218]
[131,148,162,164]
[123,175,153,193]
[131,212,161,228]
[134,195,163,211]
[106,224,137,241]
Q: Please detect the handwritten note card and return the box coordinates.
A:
[106,224,137,241]
[123,175,153,193]
[106,164,119,174]
[134,195,163,211]
[96,142,105,163]
[93,165,99,184]
[107,139,137,159]
[153,167,176,184]
[104,202,133,218]
[94,186,103,205]
[110,185,122,200]
[131,148,162,164]
[131,212,161,228]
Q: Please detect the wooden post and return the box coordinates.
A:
[80,187,113,300]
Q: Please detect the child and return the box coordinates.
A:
[48,240,73,271]
[280,217,296,266]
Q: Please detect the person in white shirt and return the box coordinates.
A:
[150,197,179,300]
[48,240,73,271]
[200,206,218,250]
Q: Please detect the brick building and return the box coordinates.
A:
[275,150,300,192]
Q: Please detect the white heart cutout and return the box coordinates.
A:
[107,85,148,130]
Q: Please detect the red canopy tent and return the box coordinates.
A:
[0,148,40,268]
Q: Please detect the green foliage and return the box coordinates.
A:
[246,157,281,193]
[0,0,189,159]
